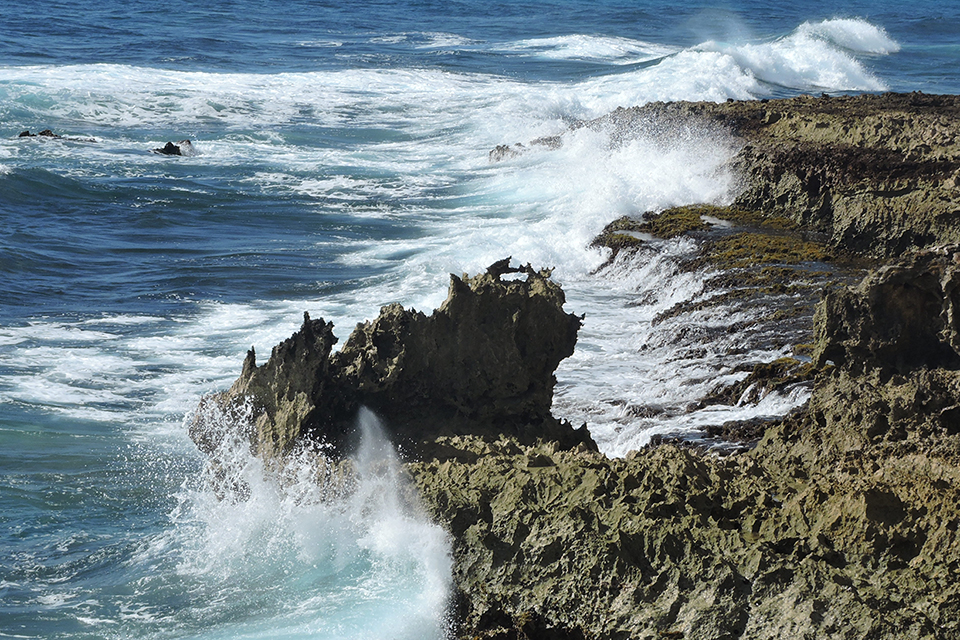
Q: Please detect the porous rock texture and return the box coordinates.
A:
[192,94,960,639]
[190,260,591,461]
[193,248,960,640]
[409,247,960,640]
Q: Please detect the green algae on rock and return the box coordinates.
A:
[704,232,831,269]
[581,93,960,259]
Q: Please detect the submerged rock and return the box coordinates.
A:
[19,129,59,138]
[17,129,97,142]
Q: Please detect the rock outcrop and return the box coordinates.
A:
[408,247,960,640]
[193,247,960,640]
[192,94,960,639]
[814,246,960,374]
[191,260,592,461]
[519,93,960,259]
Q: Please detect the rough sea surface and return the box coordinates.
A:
[2,1,959,637]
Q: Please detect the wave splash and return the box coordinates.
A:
[135,405,453,640]
[695,18,897,93]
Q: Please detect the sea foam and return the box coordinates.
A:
[139,406,454,640]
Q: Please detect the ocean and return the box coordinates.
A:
[2,1,958,638]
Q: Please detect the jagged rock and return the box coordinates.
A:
[191,95,960,639]
[411,413,960,639]
[814,245,960,374]
[405,249,960,639]
[191,261,592,460]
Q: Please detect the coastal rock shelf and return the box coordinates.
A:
[192,94,960,639]
[508,92,960,258]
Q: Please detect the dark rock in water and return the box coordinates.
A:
[19,129,59,138]
[488,136,563,162]
[153,139,195,156]
[17,129,97,142]
[154,142,181,155]
[191,260,593,460]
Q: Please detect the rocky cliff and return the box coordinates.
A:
[538,92,960,259]
[192,94,960,639]
[409,247,960,639]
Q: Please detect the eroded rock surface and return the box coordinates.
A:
[191,94,960,639]
[408,248,960,640]
[526,93,960,259]
[191,261,592,460]
[814,245,960,374]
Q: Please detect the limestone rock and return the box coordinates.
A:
[190,261,592,460]
[531,93,960,258]
[814,245,960,374]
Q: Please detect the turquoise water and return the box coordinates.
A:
[2,1,958,637]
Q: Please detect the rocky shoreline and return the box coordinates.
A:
[191,93,960,639]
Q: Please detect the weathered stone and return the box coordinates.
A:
[558,93,960,259]
[191,260,593,460]
[192,95,960,640]
[814,245,960,374]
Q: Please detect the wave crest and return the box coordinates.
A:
[696,17,897,93]
[798,17,901,55]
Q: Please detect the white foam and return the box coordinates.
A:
[0,18,892,455]
[798,18,901,55]
[414,32,480,49]
[697,18,897,92]
[499,35,679,65]
[146,406,452,640]
[297,40,344,48]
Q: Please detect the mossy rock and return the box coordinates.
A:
[589,216,647,263]
[704,356,819,408]
[707,232,830,269]
[638,205,711,238]
[701,205,798,230]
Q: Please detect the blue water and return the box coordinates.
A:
[1,1,958,638]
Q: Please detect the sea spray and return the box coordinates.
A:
[142,404,454,640]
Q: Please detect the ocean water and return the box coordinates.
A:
[2,0,959,637]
